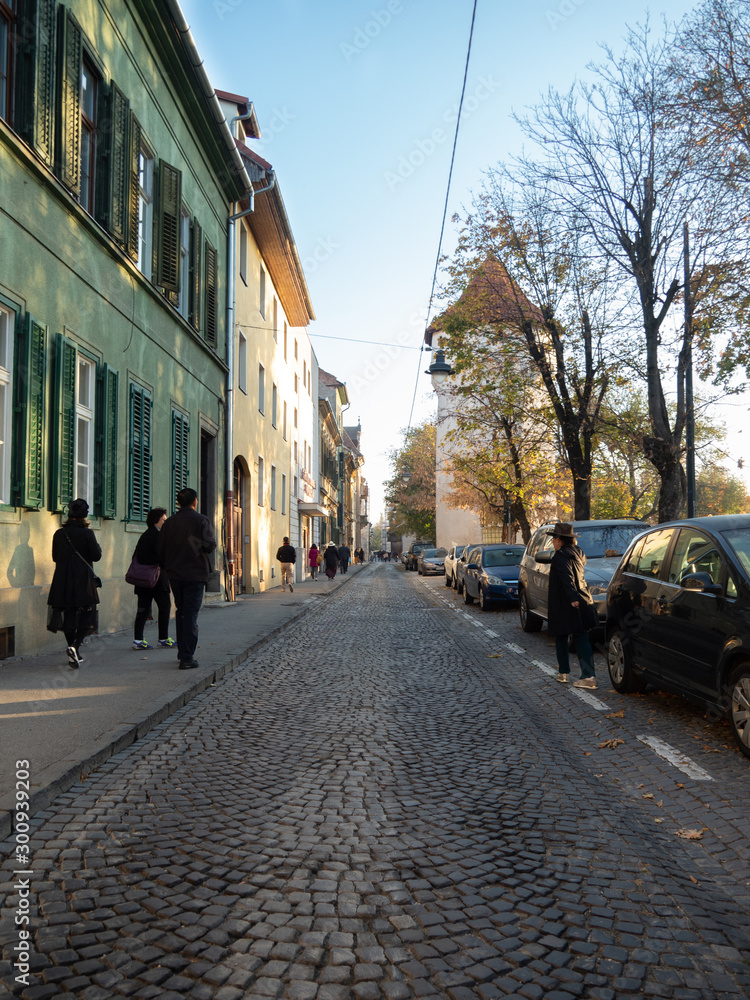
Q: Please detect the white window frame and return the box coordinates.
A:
[272,383,277,428]
[271,464,277,510]
[0,305,14,505]
[137,144,154,279]
[258,456,264,505]
[76,355,96,501]
[258,363,265,414]
[283,400,287,441]
[238,331,247,394]
[259,264,266,318]
[281,473,286,515]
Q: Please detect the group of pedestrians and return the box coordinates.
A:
[281,539,362,584]
[47,489,216,671]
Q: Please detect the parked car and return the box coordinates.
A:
[418,547,448,575]
[444,544,466,588]
[405,542,431,571]
[606,514,750,758]
[462,544,526,610]
[454,542,482,593]
[518,519,650,635]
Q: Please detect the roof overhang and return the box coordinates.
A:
[298,502,328,517]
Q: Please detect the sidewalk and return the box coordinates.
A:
[0,563,370,839]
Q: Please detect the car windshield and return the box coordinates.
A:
[720,528,750,579]
[455,545,465,556]
[422,548,447,558]
[575,525,647,559]
[483,548,525,567]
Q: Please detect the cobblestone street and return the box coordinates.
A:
[3,562,750,1000]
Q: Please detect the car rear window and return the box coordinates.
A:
[575,524,648,558]
[422,548,447,558]
[484,548,525,567]
[721,528,750,578]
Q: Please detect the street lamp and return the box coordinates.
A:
[401,470,412,485]
[425,349,455,390]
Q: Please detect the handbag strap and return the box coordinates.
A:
[63,529,95,572]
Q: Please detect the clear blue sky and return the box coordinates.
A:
[182,0,719,519]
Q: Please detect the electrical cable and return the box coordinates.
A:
[407,0,479,432]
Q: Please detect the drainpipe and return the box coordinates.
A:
[225,147,276,600]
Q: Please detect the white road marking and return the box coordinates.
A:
[505,642,524,654]
[571,689,610,711]
[533,659,557,676]
[484,630,498,638]
[637,735,714,782]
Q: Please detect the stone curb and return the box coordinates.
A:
[0,566,368,842]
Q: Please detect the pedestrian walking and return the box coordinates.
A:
[308,542,320,580]
[276,537,296,592]
[323,541,339,580]
[131,507,175,650]
[358,547,365,564]
[547,522,598,689]
[157,487,216,670]
[338,542,351,574]
[46,498,102,669]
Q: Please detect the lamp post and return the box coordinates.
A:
[425,349,455,390]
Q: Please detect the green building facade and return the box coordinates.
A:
[0,0,248,655]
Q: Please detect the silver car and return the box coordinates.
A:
[443,544,466,587]
[417,547,448,576]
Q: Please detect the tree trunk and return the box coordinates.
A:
[643,434,686,521]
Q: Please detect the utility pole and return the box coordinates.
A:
[684,222,696,518]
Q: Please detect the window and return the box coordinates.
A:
[238,331,247,393]
[257,456,264,505]
[303,360,307,387]
[272,297,278,342]
[171,410,189,513]
[281,474,286,515]
[272,384,277,428]
[634,529,673,579]
[271,465,276,510]
[239,224,248,284]
[259,264,266,318]
[137,145,154,278]
[0,0,16,123]
[308,444,312,469]
[283,401,287,441]
[294,407,298,429]
[293,474,298,498]
[79,58,98,213]
[303,439,307,470]
[258,363,265,414]
[128,381,151,521]
[294,339,298,361]
[178,207,190,319]
[668,530,724,589]
[284,323,287,361]
[0,305,14,504]
[294,374,298,394]
[294,441,298,463]
[75,355,95,500]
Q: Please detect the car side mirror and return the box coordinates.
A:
[681,572,722,595]
[534,551,552,564]
[467,562,479,570]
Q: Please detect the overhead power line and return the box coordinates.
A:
[407,0,479,432]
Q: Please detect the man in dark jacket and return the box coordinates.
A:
[276,537,296,592]
[338,543,351,573]
[547,522,597,689]
[158,488,216,670]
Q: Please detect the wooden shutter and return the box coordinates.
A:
[55,5,82,195]
[171,410,189,511]
[16,315,47,509]
[16,0,56,165]
[97,364,118,518]
[95,82,130,245]
[51,332,76,512]
[125,112,141,262]
[189,219,202,331]
[156,161,182,291]
[128,382,151,521]
[204,239,218,347]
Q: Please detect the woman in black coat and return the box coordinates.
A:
[132,507,173,650]
[547,522,597,689]
[323,542,339,580]
[47,498,102,669]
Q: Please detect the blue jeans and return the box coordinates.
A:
[170,580,204,661]
[555,633,595,679]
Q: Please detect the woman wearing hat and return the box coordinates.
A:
[47,499,102,668]
[322,541,339,581]
[547,522,597,689]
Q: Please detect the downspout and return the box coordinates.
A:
[226,158,275,600]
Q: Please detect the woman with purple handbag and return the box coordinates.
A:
[129,508,175,650]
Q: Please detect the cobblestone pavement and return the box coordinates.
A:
[2,563,750,1000]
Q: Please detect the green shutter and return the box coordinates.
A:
[189,219,202,331]
[51,332,76,512]
[204,240,218,347]
[16,0,56,165]
[16,315,47,509]
[156,161,182,292]
[55,6,82,195]
[97,364,118,518]
[126,112,141,262]
[171,410,189,511]
[128,382,151,521]
[95,82,130,245]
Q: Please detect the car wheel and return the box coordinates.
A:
[729,663,750,759]
[445,573,452,587]
[479,587,492,611]
[607,628,646,693]
[463,586,474,605]
[519,590,543,632]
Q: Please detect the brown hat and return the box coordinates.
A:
[547,521,577,539]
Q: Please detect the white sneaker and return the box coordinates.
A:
[573,677,598,689]
[555,673,569,683]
